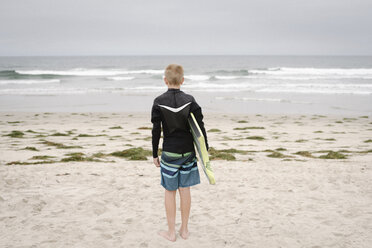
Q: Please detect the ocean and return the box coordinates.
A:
[0,56,371,115]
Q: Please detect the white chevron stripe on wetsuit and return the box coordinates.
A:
[158,102,192,113]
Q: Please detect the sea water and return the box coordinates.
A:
[0,56,371,115]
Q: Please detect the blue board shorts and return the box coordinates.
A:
[160,151,200,191]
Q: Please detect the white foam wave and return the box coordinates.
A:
[16,69,163,76]
[250,67,372,77]
[256,88,372,95]
[106,76,135,81]
[184,75,210,81]
[215,76,242,80]
[215,96,312,104]
[0,79,60,85]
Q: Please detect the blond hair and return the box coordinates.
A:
[164,64,184,86]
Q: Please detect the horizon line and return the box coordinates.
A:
[1,54,372,57]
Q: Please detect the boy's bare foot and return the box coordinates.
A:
[158,230,176,242]
[179,228,190,240]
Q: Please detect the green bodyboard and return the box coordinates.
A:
[188,112,215,185]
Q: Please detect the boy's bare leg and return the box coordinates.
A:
[158,189,177,242]
[178,187,191,239]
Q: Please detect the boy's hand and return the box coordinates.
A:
[153,157,160,167]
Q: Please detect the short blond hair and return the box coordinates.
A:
[164,64,184,86]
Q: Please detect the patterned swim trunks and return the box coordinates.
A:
[160,151,200,191]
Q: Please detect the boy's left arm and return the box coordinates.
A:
[151,100,162,162]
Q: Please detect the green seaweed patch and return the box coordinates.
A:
[358,149,372,154]
[109,126,123,129]
[359,116,369,118]
[343,117,357,121]
[364,139,372,143]
[92,152,107,158]
[209,147,236,161]
[318,151,347,159]
[25,129,37,133]
[65,152,85,156]
[294,151,314,158]
[295,139,307,143]
[23,146,38,151]
[51,132,70,136]
[267,151,288,158]
[276,147,287,151]
[110,147,152,160]
[324,138,336,141]
[30,155,56,160]
[77,134,95,137]
[4,130,25,138]
[234,126,265,130]
[208,128,221,132]
[131,132,140,135]
[246,136,265,141]
[6,160,56,165]
[218,148,248,154]
[7,121,22,124]
[335,121,343,123]
[34,134,47,138]
[314,130,323,133]
[138,127,152,130]
[237,120,248,123]
[338,149,353,153]
[61,152,107,162]
[40,140,82,149]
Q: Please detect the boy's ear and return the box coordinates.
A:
[164,77,169,85]
[180,77,184,85]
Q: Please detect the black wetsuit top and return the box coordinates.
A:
[151,88,209,158]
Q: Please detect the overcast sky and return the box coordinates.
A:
[1,0,371,56]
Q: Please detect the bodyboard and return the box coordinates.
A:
[188,112,215,185]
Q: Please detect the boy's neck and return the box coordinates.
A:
[168,86,181,90]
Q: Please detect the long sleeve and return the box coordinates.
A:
[190,100,209,151]
[151,100,162,158]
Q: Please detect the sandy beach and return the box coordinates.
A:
[0,112,371,247]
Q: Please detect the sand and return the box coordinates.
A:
[0,112,371,248]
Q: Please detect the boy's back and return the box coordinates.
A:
[151,88,208,158]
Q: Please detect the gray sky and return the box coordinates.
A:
[1,0,371,56]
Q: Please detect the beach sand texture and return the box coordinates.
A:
[1,112,371,247]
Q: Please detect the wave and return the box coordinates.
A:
[184,75,210,81]
[0,79,60,85]
[215,96,312,104]
[14,69,163,76]
[106,76,135,81]
[210,69,249,75]
[250,67,372,76]
[214,76,243,80]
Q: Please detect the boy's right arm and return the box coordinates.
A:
[151,99,162,159]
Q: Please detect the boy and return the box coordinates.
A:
[151,64,209,242]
